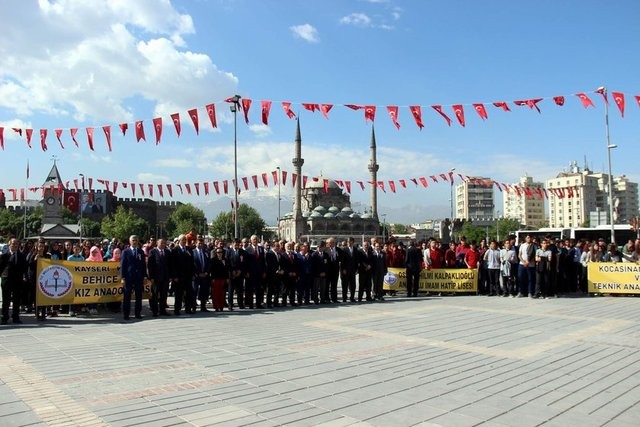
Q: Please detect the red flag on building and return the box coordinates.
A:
[282,171,288,185]
[203,182,209,195]
[223,180,228,194]
[357,181,365,190]
[430,175,438,183]
[188,108,199,135]
[63,191,79,213]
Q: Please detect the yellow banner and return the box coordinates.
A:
[36,258,151,305]
[383,267,478,293]
[587,262,640,294]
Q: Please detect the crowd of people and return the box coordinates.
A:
[1,231,639,325]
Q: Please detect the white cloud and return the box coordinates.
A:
[248,124,273,137]
[152,158,192,168]
[290,24,320,43]
[0,0,238,124]
[339,13,372,27]
[137,172,170,182]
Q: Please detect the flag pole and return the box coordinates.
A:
[23,160,29,240]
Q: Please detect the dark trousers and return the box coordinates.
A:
[358,272,372,301]
[488,269,500,295]
[314,276,325,303]
[150,278,169,315]
[373,274,384,300]
[172,279,185,313]
[265,276,280,307]
[518,265,536,295]
[328,271,339,302]
[245,276,264,308]
[123,280,143,318]
[282,277,297,305]
[1,278,20,322]
[406,269,421,296]
[536,269,550,297]
[341,273,356,301]
[195,276,210,308]
[229,276,244,309]
[298,275,312,304]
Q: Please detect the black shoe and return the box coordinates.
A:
[350,298,356,303]
[256,304,264,309]
[135,315,144,319]
[123,316,131,321]
[174,311,181,316]
[160,311,171,316]
[152,313,159,317]
[200,308,210,312]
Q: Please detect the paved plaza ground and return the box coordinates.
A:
[1,293,639,426]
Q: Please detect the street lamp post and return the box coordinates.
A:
[449,167,456,242]
[277,166,281,235]
[79,173,84,243]
[229,94,241,239]
[600,87,616,244]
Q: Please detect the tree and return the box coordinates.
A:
[209,203,268,239]
[459,222,486,244]
[0,209,22,239]
[489,218,521,242]
[391,223,409,234]
[62,206,78,224]
[101,205,149,242]
[81,217,102,239]
[25,206,43,238]
[164,204,207,238]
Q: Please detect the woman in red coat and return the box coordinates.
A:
[209,246,229,311]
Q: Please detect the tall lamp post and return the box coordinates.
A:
[229,94,241,239]
[600,87,616,244]
[277,166,281,236]
[78,173,84,243]
[449,167,456,242]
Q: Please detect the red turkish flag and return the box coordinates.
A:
[452,104,465,127]
[595,87,608,104]
[171,113,181,136]
[410,178,418,186]
[152,117,162,144]
[409,106,424,129]
[119,123,128,136]
[206,103,217,128]
[387,106,400,129]
[139,183,145,196]
[55,129,63,148]
[576,93,595,109]
[113,182,118,194]
[282,102,296,119]
[345,104,363,110]
[322,179,329,193]
[430,175,438,183]
[319,104,333,118]
[553,96,565,106]
[399,179,406,188]
[147,184,153,197]
[70,128,79,147]
[473,103,488,120]
[612,92,625,117]
[262,173,268,187]
[102,126,112,151]
[135,121,146,142]
[634,95,640,108]
[203,182,209,195]
[223,180,228,194]
[439,173,448,182]
[25,129,33,148]
[272,170,278,185]
[188,108,199,135]
[39,129,48,151]
[377,181,386,193]
[357,181,365,190]
[514,99,542,113]
[0,127,3,150]
[282,171,288,185]
[194,183,200,196]
[493,101,511,112]
[88,178,93,191]
[251,175,258,189]
[241,99,251,124]
[302,103,319,112]
[177,184,183,195]
[345,181,351,193]
[242,177,248,190]
[449,171,455,184]
[166,184,173,197]
[86,127,94,151]
[419,177,428,187]
[261,101,272,125]
[432,105,452,126]
[364,106,376,122]
[63,191,79,213]
[157,184,164,198]
[389,181,396,193]
[213,181,219,194]
[303,175,308,188]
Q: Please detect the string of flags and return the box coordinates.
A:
[0,88,637,152]
[1,169,581,202]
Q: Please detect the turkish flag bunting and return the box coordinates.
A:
[493,101,511,112]
[357,181,365,190]
[241,99,251,124]
[473,103,488,120]
[242,177,248,190]
[262,173,268,187]
[377,181,385,192]
[432,105,452,126]
[0,127,4,150]
[223,180,228,194]
[25,129,33,148]
[303,175,308,188]
[282,171,288,185]
[213,181,219,194]
[493,181,502,192]
[410,178,418,186]
[345,181,351,193]
[193,183,200,195]
[102,126,112,151]
[206,103,217,128]
[576,93,595,108]
[113,182,118,194]
[282,102,296,119]
[251,175,258,189]
[323,179,329,193]
[12,128,22,136]
[634,95,640,107]
[452,104,465,126]
[535,188,543,198]
[292,173,298,187]
[119,123,128,136]
[272,170,278,185]
[553,96,565,106]
[514,186,521,197]
[188,108,199,135]
[261,100,272,125]
[364,106,376,122]
[399,179,406,188]
[177,184,183,194]
[302,103,319,112]
[63,191,79,213]
[514,99,543,113]
[70,128,78,147]
[389,181,396,193]
[419,177,428,187]
[148,184,154,197]
[595,87,608,104]
[387,106,400,129]
[152,117,162,144]
[40,129,48,151]
[345,104,363,110]
[86,127,94,151]
[171,113,181,136]
[55,129,63,148]
[409,106,424,129]
[135,121,146,142]
[139,183,145,196]
[543,188,549,199]
[319,104,333,118]
[88,178,93,191]
[439,173,448,181]
[449,171,455,184]
[203,182,209,195]
[430,175,438,183]
[567,187,574,198]
[232,179,238,192]
[612,92,625,117]
[167,184,173,197]
[158,184,164,198]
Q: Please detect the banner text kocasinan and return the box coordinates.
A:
[383,267,478,293]
[36,258,151,305]
[588,262,640,294]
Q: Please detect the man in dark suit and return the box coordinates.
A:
[326,237,341,303]
[357,241,374,302]
[0,238,27,324]
[120,235,147,320]
[244,235,265,309]
[226,239,246,310]
[340,237,358,302]
[311,240,330,304]
[193,237,210,312]
[281,241,300,306]
[171,234,195,315]
[372,241,388,301]
[264,241,283,308]
[405,240,423,297]
[147,238,172,316]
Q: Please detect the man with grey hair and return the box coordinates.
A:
[121,235,147,320]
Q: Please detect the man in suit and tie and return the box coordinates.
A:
[120,235,147,320]
[0,238,27,325]
[171,234,195,315]
[193,237,210,312]
[226,239,246,310]
[405,240,423,297]
[264,241,283,308]
[281,241,300,306]
[147,238,172,316]
[357,241,374,302]
[326,237,341,303]
[244,235,265,309]
[372,241,388,301]
[340,237,358,303]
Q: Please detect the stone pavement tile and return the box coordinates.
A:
[99,404,173,423]
[108,411,185,427]
[609,410,640,426]
[280,385,331,403]
[266,406,332,425]
[451,401,509,421]
[332,400,390,421]
[255,401,316,419]
[262,380,307,395]
[2,412,47,427]
[543,411,613,427]
[313,416,363,427]
[0,400,34,416]
[222,389,275,406]
[204,414,277,426]
[309,395,358,412]
[421,410,483,426]
[180,405,254,424]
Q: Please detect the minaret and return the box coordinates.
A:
[368,125,379,220]
[292,118,305,240]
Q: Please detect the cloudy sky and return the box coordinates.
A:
[1,0,639,224]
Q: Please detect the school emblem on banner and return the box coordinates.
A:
[38,265,73,299]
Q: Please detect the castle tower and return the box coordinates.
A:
[291,118,305,240]
[42,160,64,224]
[368,125,379,220]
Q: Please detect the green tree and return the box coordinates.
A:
[62,206,78,224]
[0,209,22,239]
[489,218,521,242]
[459,222,486,244]
[25,206,43,238]
[81,217,102,239]
[164,204,207,238]
[209,203,267,239]
[100,205,148,242]
[391,223,409,234]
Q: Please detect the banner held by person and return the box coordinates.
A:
[384,267,478,293]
